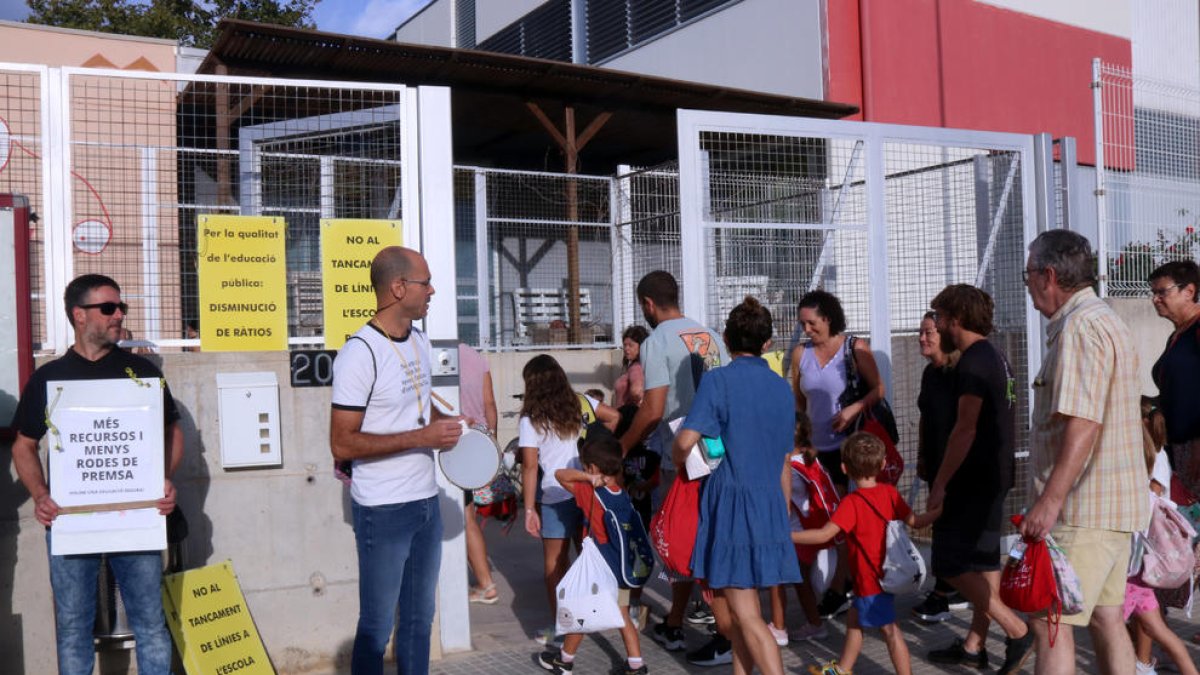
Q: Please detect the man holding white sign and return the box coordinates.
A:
[11,274,183,675]
[330,246,463,675]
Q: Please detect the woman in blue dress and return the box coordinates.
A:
[673,296,802,675]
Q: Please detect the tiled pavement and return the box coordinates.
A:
[330,521,1200,675]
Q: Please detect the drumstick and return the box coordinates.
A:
[431,391,455,412]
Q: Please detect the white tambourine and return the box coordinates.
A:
[438,421,500,490]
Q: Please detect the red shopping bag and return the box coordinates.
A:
[1001,515,1063,646]
[650,474,701,577]
[861,416,904,485]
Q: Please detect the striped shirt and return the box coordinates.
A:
[1030,288,1149,533]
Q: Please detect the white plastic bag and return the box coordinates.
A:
[810,547,838,596]
[555,537,625,635]
[879,520,927,595]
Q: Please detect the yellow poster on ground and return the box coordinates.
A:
[321,219,402,349]
[162,560,272,675]
[197,215,288,352]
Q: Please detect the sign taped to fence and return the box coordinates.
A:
[162,560,273,675]
[46,378,166,555]
[197,215,288,352]
[320,218,402,349]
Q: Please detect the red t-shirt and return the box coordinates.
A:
[572,482,621,545]
[830,483,911,597]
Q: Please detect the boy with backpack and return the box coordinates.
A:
[792,432,941,675]
[540,431,655,675]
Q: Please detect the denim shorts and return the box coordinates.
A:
[853,592,896,628]
[540,499,583,539]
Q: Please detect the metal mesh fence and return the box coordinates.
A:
[0,67,47,347]
[1096,62,1200,297]
[18,68,407,351]
[457,167,615,350]
[680,121,1034,532]
[882,143,1031,523]
[613,162,681,333]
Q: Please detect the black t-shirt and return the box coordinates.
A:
[947,340,1016,496]
[917,363,957,482]
[12,348,180,441]
[1152,321,1200,444]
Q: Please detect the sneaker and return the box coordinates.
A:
[945,590,970,611]
[928,638,989,669]
[685,603,716,625]
[912,591,952,623]
[610,663,649,675]
[534,627,564,647]
[807,661,849,675]
[816,588,851,618]
[650,622,686,651]
[789,623,829,642]
[997,631,1034,675]
[767,622,788,647]
[686,636,733,667]
[1136,658,1159,675]
[538,648,573,674]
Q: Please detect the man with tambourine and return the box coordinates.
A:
[330,246,465,675]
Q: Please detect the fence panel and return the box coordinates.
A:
[458,167,615,350]
[9,64,413,352]
[1095,61,1200,297]
[676,110,1040,527]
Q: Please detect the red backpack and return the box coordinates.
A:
[1001,515,1063,645]
[650,474,702,577]
[790,454,841,533]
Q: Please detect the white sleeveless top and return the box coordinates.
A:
[799,341,849,453]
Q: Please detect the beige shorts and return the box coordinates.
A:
[617,588,631,607]
[1049,525,1131,626]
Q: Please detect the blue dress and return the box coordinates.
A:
[684,356,803,589]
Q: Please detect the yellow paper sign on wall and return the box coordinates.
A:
[162,560,273,675]
[197,215,288,352]
[321,219,402,349]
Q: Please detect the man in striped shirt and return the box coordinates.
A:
[1022,229,1149,674]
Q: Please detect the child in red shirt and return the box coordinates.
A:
[541,433,650,675]
[793,432,941,675]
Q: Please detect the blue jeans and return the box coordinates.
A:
[351,496,443,675]
[47,537,172,675]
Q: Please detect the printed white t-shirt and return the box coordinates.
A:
[332,323,437,506]
[518,395,598,504]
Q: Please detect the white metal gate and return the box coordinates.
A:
[0,63,455,353]
[675,109,1041,512]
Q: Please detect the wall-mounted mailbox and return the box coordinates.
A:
[216,371,281,468]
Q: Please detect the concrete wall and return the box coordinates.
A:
[1,346,620,673]
[475,0,547,44]
[1108,297,1173,397]
[602,0,826,99]
[391,0,454,47]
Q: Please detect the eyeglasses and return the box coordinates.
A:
[402,278,432,287]
[1021,267,1041,282]
[1150,283,1183,298]
[78,301,128,316]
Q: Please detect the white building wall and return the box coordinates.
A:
[391,0,454,46]
[1133,0,1200,94]
[476,0,549,42]
[976,0,1131,38]
[602,0,825,99]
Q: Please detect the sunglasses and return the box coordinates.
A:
[78,301,128,316]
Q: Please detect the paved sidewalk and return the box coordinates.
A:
[331,519,1200,674]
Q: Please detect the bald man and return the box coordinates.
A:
[330,246,463,675]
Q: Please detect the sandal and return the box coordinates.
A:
[469,583,499,604]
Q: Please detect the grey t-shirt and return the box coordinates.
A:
[641,317,729,453]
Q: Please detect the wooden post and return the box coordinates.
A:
[525,102,612,343]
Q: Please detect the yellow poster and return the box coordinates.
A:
[162,560,273,675]
[321,219,402,349]
[197,215,288,352]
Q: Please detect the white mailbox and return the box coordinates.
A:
[216,371,282,468]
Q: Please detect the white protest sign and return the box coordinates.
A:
[45,378,166,555]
